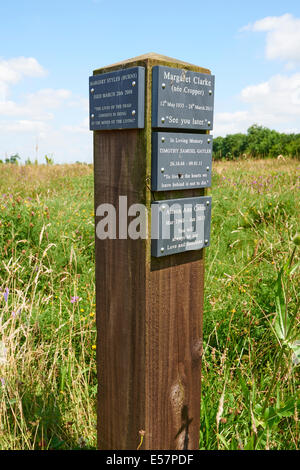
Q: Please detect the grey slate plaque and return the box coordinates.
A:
[152,66,214,130]
[152,132,213,191]
[151,196,212,257]
[89,66,145,130]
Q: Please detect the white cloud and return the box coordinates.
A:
[0,119,48,133]
[0,56,90,163]
[67,97,89,112]
[241,73,300,114]
[0,57,46,84]
[241,13,300,65]
[214,111,251,136]
[63,117,89,134]
[26,88,72,109]
[214,18,300,137]
[0,57,47,100]
[0,88,73,121]
[214,72,300,136]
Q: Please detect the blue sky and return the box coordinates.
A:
[1,0,300,163]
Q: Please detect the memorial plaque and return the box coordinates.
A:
[89,66,145,130]
[152,65,214,130]
[151,131,213,191]
[151,196,212,257]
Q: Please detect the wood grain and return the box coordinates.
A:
[94,54,209,450]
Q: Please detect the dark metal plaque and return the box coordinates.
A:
[152,66,214,130]
[151,196,212,257]
[89,66,145,130]
[151,132,213,191]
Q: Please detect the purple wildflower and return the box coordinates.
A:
[4,288,9,303]
[0,378,5,387]
[12,308,21,317]
[71,296,79,304]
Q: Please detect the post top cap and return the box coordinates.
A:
[93,52,211,75]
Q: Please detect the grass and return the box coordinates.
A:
[0,159,299,450]
[202,158,299,450]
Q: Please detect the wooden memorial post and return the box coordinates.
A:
[90,53,214,450]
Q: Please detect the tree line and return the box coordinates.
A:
[2,124,300,164]
[213,124,300,160]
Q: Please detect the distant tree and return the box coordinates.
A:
[246,125,279,158]
[225,133,248,159]
[212,136,224,160]
[5,154,20,164]
[214,124,300,161]
[285,135,300,159]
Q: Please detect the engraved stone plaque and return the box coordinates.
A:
[151,131,213,191]
[89,66,145,130]
[152,65,214,130]
[151,196,212,257]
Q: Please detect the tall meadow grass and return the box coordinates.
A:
[0,159,299,449]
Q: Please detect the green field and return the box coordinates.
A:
[0,159,299,450]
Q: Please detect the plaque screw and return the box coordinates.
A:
[161,168,165,173]
[132,81,136,87]
[160,247,165,253]
[91,88,95,93]
[161,137,165,143]
[91,114,95,118]
[206,200,210,206]
[209,90,212,95]
[208,121,211,126]
[206,166,210,171]
[161,117,165,123]
[162,83,166,89]
[205,239,209,244]
[161,205,166,210]
[207,138,211,144]
[132,110,136,116]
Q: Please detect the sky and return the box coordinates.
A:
[1,0,300,164]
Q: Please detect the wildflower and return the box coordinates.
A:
[92,345,96,350]
[12,308,22,318]
[231,308,236,313]
[0,378,5,387]
[71,296,79,304]
[3,287,9,303]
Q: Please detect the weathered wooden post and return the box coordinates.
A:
[90,53,214,450]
